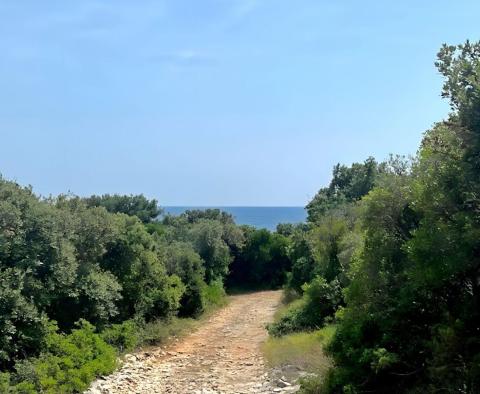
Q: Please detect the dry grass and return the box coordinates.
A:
[139,317,199,347]
[139,295,230,348]
[272,298,305,321]
[262,325,335,375]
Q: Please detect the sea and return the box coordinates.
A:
[163,207,307,231]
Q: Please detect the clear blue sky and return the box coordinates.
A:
[0,1,479,206]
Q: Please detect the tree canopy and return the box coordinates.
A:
[84,194,161,223]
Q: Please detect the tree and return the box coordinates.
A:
[287,227,315,292]
[306,157,380,222]
[163,242,206,316]
[227,227,291,290]
[188,219,244,284]
[84,194,161,223]
[324,40,480,393]
[0,268,48,369]
[180,209,235,225]
[99,214,184,322]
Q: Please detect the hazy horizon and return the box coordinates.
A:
[162,205,305,208]
[162,206,307,230]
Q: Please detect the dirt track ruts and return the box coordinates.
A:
[86,290,298,394]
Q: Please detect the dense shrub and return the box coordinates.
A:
[188,219,244,283]
[100,320,139,353]
[201,280,227,311]
[268,277,341,336]
[0,268,49,369]
[2,321,116,393]
[227,227,291,290]
[163,242,206,317]
[298,375,325,394]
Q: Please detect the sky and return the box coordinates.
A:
[0,1,479,206]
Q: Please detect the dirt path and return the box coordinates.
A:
[87,290,298,394]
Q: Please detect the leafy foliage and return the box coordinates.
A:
[227,227,291,289]
[0,268,48,369]
[306,157,380,222]
[0,180,255,390]
[100,320,139,353]
[6,321,116,394]
[268,277,341,336]
[293,40,480,393]
[84,194,161,223]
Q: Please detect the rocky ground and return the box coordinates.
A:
[86,291,303,394]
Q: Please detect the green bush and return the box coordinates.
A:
[281,286,300,304]
[9,321,116,394]
[267,303,307,337]
[227,228,291,289]
[101,320,139,353]
[0,268,49,368]
[163,242,207,317]
[201,280,227,311]
[0,372,12,393]
[268,277,341,336]
[298,375,325,394]
[137,274,186,322]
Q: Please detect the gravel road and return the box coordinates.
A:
[86,290,300,394]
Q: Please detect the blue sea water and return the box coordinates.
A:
[163,207,307,231]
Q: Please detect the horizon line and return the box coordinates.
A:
[161,205,306,208]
